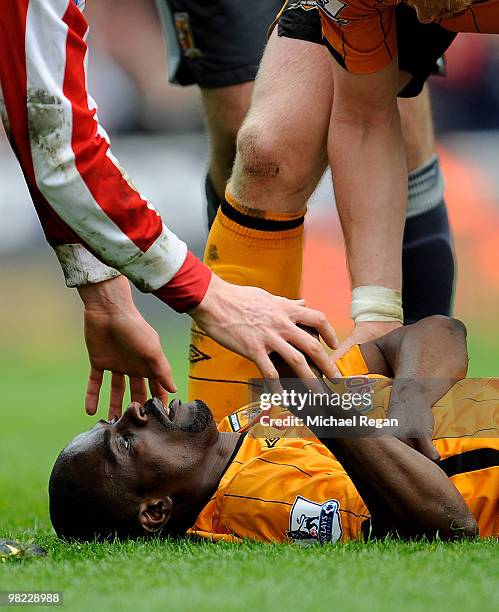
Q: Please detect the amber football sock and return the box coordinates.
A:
[189,190,306,422]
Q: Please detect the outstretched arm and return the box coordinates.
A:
[0,0,339,414]
[328,59,407,358]
[0,0,210,311]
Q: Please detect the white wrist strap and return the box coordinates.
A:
[351,285,403,324]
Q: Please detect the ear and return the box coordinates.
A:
[138,497,173,533]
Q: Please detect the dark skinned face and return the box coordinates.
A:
[63,398,219,533]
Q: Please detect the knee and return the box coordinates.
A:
[235,123,281,179]
[234,121,319,190]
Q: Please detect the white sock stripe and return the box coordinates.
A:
[407,155,445,219]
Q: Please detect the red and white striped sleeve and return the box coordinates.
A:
[0,0,211,312]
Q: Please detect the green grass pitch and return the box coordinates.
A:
[1,326,498,612]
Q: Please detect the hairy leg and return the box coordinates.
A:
[201,82,254,198]
[190,33,333,416]
[228,31,333,212]
[398,85,435,172]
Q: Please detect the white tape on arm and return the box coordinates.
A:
[351,286,403,324]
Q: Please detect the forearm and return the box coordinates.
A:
[324,435,477,540]
[330,104,407,293]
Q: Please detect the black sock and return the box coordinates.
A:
[402,202,455,324]
[205,173,222,230]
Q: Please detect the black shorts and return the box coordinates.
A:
[156,0,284,88]
[277,2,456,97]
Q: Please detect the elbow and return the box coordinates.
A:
[460,517,479,540]
[422,315,467,337]
[423,315,468,376]
[403,491,478,542]
[429,499,478,541]
[440,514,478,542]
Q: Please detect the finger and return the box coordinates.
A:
[416,437,441,463]
[85,367,103,415]
[285,326,341,379]
[253,352,283,396]
[109,372,126,421]
[148,379,169,406]
[292,307,339,350]
[397,436,417,451]
[129,376,147,405]
[269,337,325,395]
[146,354,177,394]
[292,299,306,306]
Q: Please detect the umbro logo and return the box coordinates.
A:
[189,345,211,364]
[264,437,280,448]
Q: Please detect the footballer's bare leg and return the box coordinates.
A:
[201,82,254,225]
[189,33,336,415]
[228,31,333,213]
[398,85,435,172]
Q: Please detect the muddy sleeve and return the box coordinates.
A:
[0,0,210,312]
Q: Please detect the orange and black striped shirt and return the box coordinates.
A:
[189,346,498,543]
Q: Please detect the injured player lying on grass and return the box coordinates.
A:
[49,316,498,544]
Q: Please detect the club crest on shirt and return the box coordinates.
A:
[287,496,342,545]
[227,404,262,432]
[288,0,349,25]
[188,344,211,364]
[173,12,202,59]
[264,437,280,448]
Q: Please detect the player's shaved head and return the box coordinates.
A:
[49,398,225,541]
[49,438,140,541]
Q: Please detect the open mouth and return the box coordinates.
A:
[140,397,181,424]
[167,398,181,422]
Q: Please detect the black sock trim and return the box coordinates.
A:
[439,448,499,478]
[205,173,221,230]
[221,199,304,232]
